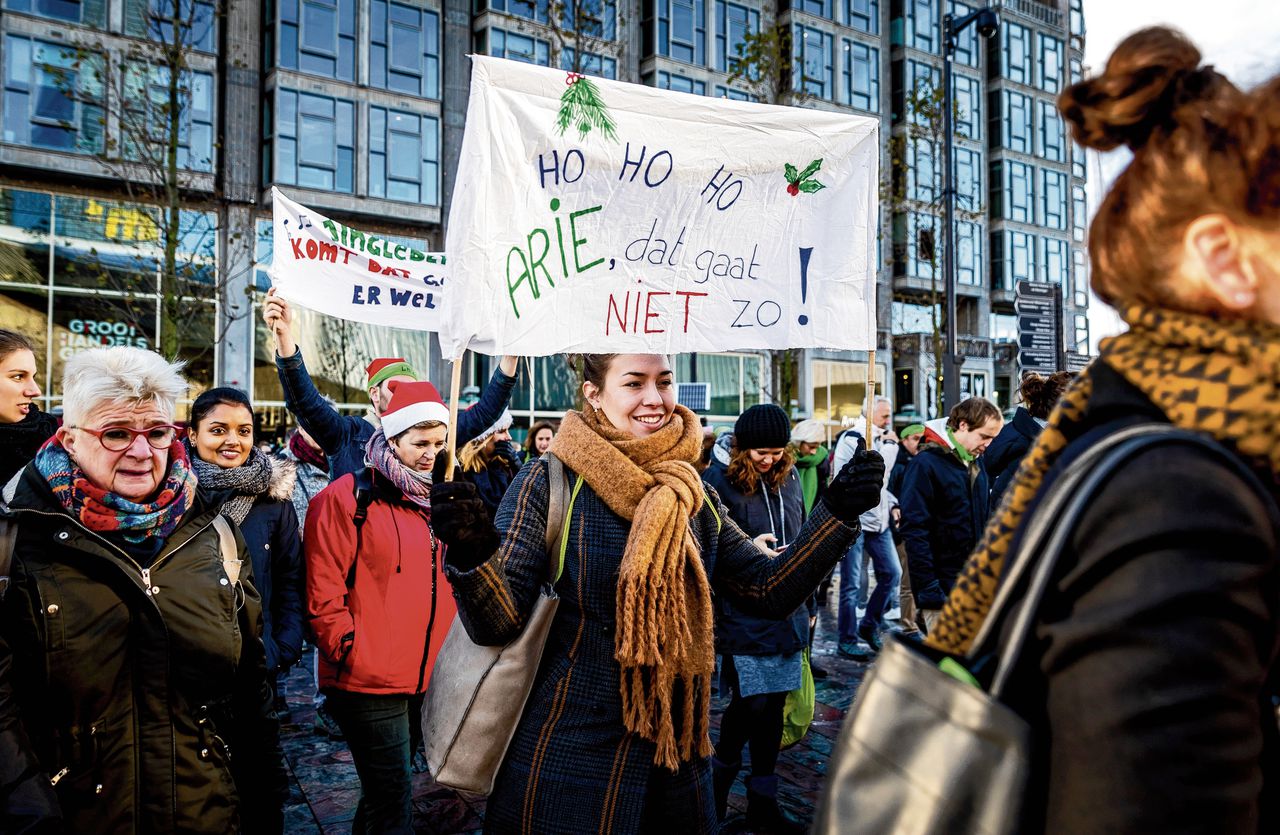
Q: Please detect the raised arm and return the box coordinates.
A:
[455,357,521,446]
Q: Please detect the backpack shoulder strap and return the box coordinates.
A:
[347,468,376,589]
[0,507,15,601]
[211,514,244,584]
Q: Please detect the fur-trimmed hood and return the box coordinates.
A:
[267,454,298,502]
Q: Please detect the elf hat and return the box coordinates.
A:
[366,357,418,390]
[468,409,514,445]
[380,380,450,439]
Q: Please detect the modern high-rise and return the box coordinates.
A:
[0,0,1087,435]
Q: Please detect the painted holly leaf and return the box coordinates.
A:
[555,74,618,142]
[784,163,800,182]
[798,158,823,181]
[798,180,825,193]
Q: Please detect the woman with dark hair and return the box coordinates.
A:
[523,419,556,462]
[703,404,810,833]
[0,329,55,486]
[186,387,306,695]
[984,371,1074,506]
[428,353,884,834]
[928,27,1280,830]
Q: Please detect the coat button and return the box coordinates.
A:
[95,784,103,795]
[57,531,69,541]
[46,604,59,615]
[199,748,210,759]
[220,578,229,586]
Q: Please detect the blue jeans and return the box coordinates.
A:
[838,528,902,643]
[324,690,414,834]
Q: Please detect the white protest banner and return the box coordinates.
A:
[441,56,879,358]
[270,187,448,330]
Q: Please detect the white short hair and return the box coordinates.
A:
[61,347,188,427]
[790,418,826,445]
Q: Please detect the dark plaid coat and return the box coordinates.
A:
[445,458,856,835]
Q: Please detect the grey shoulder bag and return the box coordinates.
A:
[813,425,1261,835]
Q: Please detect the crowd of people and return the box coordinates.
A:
[0,23,1278,835]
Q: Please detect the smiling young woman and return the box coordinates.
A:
[428,353,888,834]
[0,328,56,485]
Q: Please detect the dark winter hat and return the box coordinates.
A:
[734,404,791,450]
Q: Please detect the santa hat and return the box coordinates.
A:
[468,409,514,445]
[366,357,418,389]
[380,381,450,439]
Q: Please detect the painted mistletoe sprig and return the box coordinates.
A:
[556,72,618,142]
[784,158,826,196]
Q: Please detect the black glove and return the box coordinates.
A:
[915,580,947,610]
[822,449,885,523]
[430,452,501,570]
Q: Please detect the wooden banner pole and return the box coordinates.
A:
[444,353,464,482]
[865,348,877,445]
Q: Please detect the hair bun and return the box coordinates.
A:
[1059,27,1215,152]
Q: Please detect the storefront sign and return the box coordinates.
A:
[270,188,448,331]
[441,57,880,358]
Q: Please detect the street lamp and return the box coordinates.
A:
[941,6,999,413]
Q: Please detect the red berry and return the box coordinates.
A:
[787,183,799,196]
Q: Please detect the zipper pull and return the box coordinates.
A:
[141,568,157,596]
[50,766,70,786]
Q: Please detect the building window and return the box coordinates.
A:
[561,48,618,78]
[1001,89,1033,153]
[4,0,107,27]
[841,40,878,112]
[714,85,755,100]
[1038,99,1064,161]
[1071,184,1087,243]
[905,59,939,126]
[562,0,618,39]
[947,1,980,67]
[1072,141,1086,180]
[990,312,1017,342]
[892,301,938,335]
[123,64,215,173]
[1037,33,1063,94]
[1041,168,1067,230]
[489,0,550,24]
[996,229,1035,290]
[1069,56,1083,86]
[794,0,832,18]
[368,107,439,205]
[794,25,833,100]
[370,1,439,99]
[906,138,937,203]
[952,73,980,139]
[954,146,981,212]
[846,0,877,35]
[1071,248,1089,307]
[901,211,940,278]
[656,0,706,66]
[489,27,551,65]
[956,219,983,286]
[2,36,105,155]
[278,0,356,80]
[1003,159,1035,223]
[1069,0,1084,40]
[1073,313,1089,354]
[1002,21,1032,86]
[715,1,758,73]
[649,70,705,95]
[1043,236,1068,284]
[272,89,354,192]
[125,0,216,52]
[905,0,937,53]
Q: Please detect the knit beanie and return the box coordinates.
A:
[900,423,925,439]
[380,380,449,439]
[469,409,514,445]
[366,357,418,389]
[734,403,791,450]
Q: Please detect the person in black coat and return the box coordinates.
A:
[0,330,56,487]
[457,409,521,516]
[703,404,810,834]
[186,389,306,685]
[985,371,1074,507]
[899,398,1002,631]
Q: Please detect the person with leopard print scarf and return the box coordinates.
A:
[924,27,1280,834]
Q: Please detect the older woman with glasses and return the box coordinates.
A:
[0,346,287,834]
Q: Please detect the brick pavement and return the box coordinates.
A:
[279,595,871,834]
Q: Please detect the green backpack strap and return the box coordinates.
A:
[703,494,721,533]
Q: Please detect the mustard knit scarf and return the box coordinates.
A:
[928,304,1280,655]
[548,404,714,770]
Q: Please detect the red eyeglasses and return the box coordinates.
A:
[69,424,180,452]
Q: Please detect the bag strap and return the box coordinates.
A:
[0,507,15,602]
[970,424,1273,698]
[212,515,238,563]
[347,468,376,590]
[543,452,569,558]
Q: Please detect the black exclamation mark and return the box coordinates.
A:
[797,247,813,325]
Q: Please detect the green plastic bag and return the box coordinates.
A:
[781,648,815,749]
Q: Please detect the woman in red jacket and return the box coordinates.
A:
[304,381,457,834]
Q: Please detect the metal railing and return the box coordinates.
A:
[992,0,1064,28]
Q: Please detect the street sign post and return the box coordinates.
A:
[1015,281,1063,374]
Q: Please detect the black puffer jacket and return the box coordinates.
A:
[231,457,305,674]
[703,461,810,656]
[0,408,57,487]
[984,407,1042,508]
[0,465,287,834]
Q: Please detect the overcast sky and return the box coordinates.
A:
[1080,0,1280,349]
